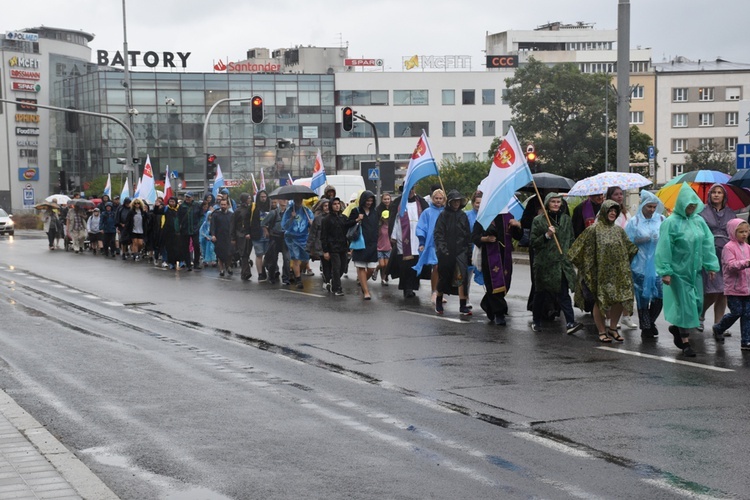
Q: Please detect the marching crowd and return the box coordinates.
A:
[38,181,750,357]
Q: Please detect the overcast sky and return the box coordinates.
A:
[4,0,749,72]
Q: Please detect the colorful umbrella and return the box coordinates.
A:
[566,172,652,196]
[656,182,750,211]
[727,169,750,189]
[663,169,730,187]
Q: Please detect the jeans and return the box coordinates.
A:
[533,276,575,325]
[714,295,750,345]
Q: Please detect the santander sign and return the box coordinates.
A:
[226,61,281,73]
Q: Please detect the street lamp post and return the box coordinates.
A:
[165,97,176,174]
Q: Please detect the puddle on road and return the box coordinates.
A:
[163,487,234,500]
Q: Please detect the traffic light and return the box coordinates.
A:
[342,107,353,132]
[65,107,79,133]
[250,95,264,124]
[58,170,68,192]
[525,145,537,173]
[206,153,217,179]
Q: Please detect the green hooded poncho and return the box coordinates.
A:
[530,192,577,294]
[655,182,720,328]
[569,199,638,314]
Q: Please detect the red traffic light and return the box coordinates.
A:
[252,96,263,106]
[342,106,354,132]
[526,152,537,162]
[207,154,217,164]
[250,95,264,124]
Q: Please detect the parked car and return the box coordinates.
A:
[0,209,14,236]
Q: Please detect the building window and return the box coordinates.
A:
[482,120,496,137]
[462,90,475,105]
[462,121,476,137]
[629,111,644,124]
[442,153,457,161]
[698,87,714,101]
[463,152,477,161]
[630,61,651,73]
[393,90,428,105]
[726,137,738,152]
[726,87,741,101]
[699,113,714,127]
[482,89,496,105]
[370,90,388,105]
[672,139,687,153]
[672,164,684,177]
[672,113,688,128]
[631,85,644,99]
[699,138,714,151]
[394,154,412,160]
[442,89,455,105]
[337,90,389,106]
[341,122,390,139]
[501,88,510,105]
[442,121,456,137]
[395,121,428,137]
[673,88,688,102]
[726,112,739,126]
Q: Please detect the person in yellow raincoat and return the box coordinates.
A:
[655,183,719,357]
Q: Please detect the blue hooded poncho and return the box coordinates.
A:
[625,190,665,308]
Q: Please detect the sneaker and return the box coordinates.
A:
[227,268,233,276]
[435,301,444,315]
[381,280,389,287]
[282,279,290,286]
[531,323,542,332]
[305,269,315,276]
[620,316,637,329]
[322,282,329,291]
[668,325,684,349]
[566,322,584,335]
[494,316,507,326]
[161,262,169,268]
[682,345,697,357]
[334,290,344,296]
[296,281,304,289]
[741,344,750,351]
[723,331,732,337]
[712,325,725,343]
[697,315,705,332]
[258,273,268,283]
[372,269,379,281]
[168,264,175,270]
[459,306,472,316]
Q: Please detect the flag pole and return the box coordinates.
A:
[530,179,563,254]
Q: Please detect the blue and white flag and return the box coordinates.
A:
[399,131,439,216]
[211,164,225,198]
[120,178,130,201]
[103,174,112,197]
[310,149,327,196]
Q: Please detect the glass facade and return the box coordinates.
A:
[51,70,336,191]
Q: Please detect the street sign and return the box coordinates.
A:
[736,143,750,170]
[368,168,380,181]
[22,186,34,207]
[647,146,655,160]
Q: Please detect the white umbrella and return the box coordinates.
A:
[45,194,71,204]
[567,172,652,197]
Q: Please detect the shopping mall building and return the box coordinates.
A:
[1,23,748,210]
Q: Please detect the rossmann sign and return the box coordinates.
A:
[97,50,191,68]
[10,69,41,80]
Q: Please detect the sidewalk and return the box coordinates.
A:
[0,389,118,500]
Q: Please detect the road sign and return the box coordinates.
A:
[368,168,380,181]
[737,143,750,170]
[647,146,655,160]
[22,186,34,207]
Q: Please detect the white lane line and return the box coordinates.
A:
[596,347,734,372]
[402,310,472,324]
[641,478,723,499]
[278,289,326,298]
[512,432,593,459]
[102,301,122,307]
[83,295,99,299]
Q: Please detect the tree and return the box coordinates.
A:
[504,59,615,180]
[683,141,735,174]
[611,126,655,178]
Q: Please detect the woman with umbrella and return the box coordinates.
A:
[569,200,638,342]
[699,184,736,332]
[41,202,60,250]
[655,183,720,357]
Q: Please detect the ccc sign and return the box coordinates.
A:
[486,55,519,68]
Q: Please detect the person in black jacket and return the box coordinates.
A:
[232,193,253,280]
[178,192,203,270]
[388,187,429,298]
[434,190,472,316]
[321,197,356,296]
[115,198,132,260]
[348,190,379,300]
[250,190,271,282]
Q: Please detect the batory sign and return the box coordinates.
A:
[485,55,519,68]
[97,50,191,68]
[344,59,384,67]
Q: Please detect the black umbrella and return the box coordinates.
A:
[519,172,576,192]
[268,184,317,199]
[72,199,96,209]
[728,169,750,189]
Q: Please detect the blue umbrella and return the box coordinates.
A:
[728,169,750,189]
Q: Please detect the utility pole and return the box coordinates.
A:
[616,0,631,172]
[352,112,381,203]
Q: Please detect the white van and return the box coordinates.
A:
[293,174,366,205]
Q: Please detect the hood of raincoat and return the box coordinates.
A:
[597,199,620,225]
[313,197,330,214]
[358,190,376,211]
[672,182,705,218]
[636,189,664,220]
[706,183,728,209]
[543,192,563,209]
[446,189,466,211]
[727,218,747,243]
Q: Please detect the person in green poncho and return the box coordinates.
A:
[655,183,719,357]
[569,199,638,343]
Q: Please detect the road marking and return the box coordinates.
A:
[102,301,122,307]
[512,432,594,459]
[596,347,734,372]
[278,289,326,298]
[402,310,473,324]
[641,478,724,499]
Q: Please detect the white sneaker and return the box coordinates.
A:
[621,316,638,329]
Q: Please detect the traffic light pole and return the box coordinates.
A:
[352,112,381,203]
[202,97,256,195]
[0,98,139,192]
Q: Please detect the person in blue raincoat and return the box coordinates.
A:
[282,195,314,289]
[199,206,217,267]
[625,190,666,340]
[655,183,720,357]
[414,188,446,305]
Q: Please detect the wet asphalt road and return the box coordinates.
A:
[0,231,748,499]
